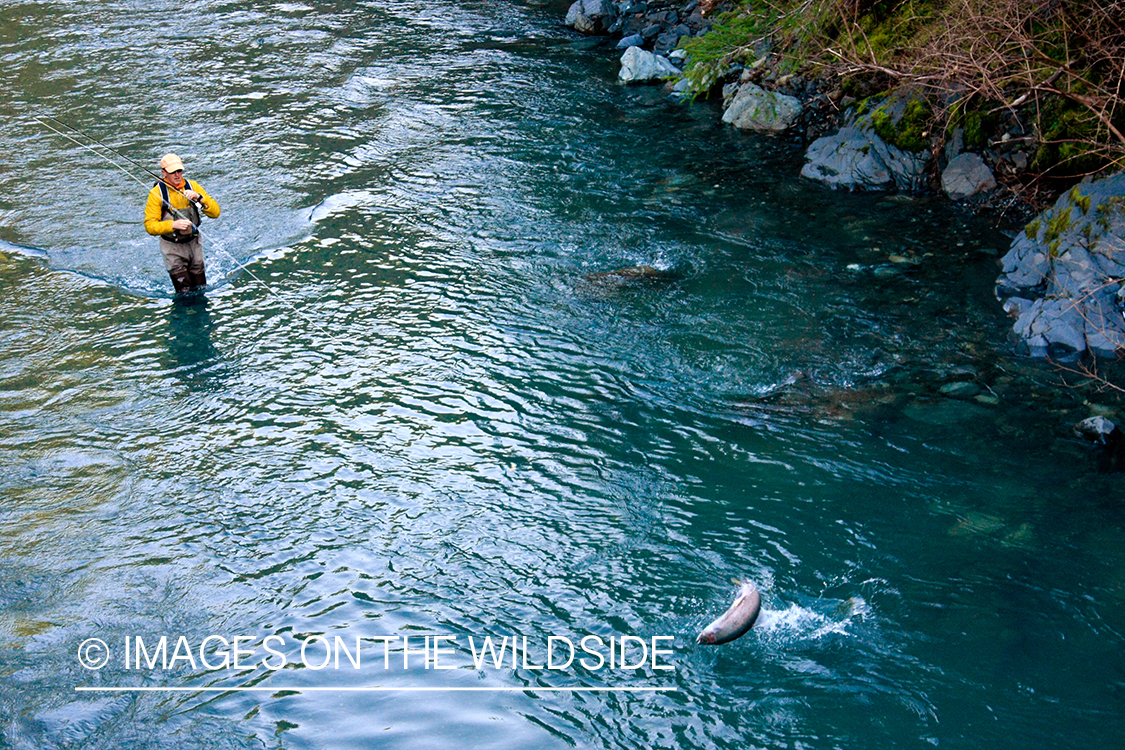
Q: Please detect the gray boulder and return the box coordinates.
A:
[801,126,927,192]
[996,172,1125,358]
[669,76,693,102]
[618,46,680,84]
[655,24,692,54]
[566,0,615,34]
[616,33,644,49]
[721,83,802,133]
[942,152,996,200]
[1011,298,1088,357]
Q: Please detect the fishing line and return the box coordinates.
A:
[34,115,359,352]
[34,116,157,193]
[37,114,169,187]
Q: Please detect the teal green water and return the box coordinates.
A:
[2,1,1124,748]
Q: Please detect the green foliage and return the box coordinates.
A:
[1024,219,1040,240]
[839,1,938,62]
[684,0,1124,179]
[677,4,773,97]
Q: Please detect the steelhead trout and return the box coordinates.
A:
[696,579,761,645]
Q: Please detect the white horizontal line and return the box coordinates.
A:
[76,686,675,693]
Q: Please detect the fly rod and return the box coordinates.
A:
[34,115,358,350]
[35,116,260,281]
[37,114,172,189]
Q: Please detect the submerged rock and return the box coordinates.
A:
[585,264,674,282]
[732,374,901,423]
[949,510,1007,537]
[1072,415,1125,472]
[939,381,982,399]
[949,511,1036,548]
[1074,416,1119,444]
[901,397,994,426]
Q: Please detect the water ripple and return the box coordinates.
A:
[2,2,1122,750]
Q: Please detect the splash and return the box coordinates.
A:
[755,596,870,643]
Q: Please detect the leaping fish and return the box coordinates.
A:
[696,579,761,645]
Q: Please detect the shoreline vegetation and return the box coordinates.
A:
[679,0,1125,205]
[571,0,1125,211]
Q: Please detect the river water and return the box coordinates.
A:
[1,1,1123,748]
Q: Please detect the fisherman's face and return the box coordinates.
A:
[162,168,184,188]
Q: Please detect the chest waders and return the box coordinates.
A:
[159,179,207,295]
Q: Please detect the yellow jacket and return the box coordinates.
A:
[144,178,221,237]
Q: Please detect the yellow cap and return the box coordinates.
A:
[160,153,184,172]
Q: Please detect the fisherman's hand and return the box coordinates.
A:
[172,218,193,234]
[184,189,201,202]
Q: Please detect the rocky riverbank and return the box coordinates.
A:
[563,0,1125,468]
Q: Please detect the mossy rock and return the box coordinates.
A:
[1044,207,1073,258]
[1069,185,1092,214]
[950,108,1000,150]
[854,93,933,152]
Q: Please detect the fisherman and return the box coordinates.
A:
[143,153,220,294]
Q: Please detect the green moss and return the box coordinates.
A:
[961,113,983,148]
[1095,196,1125,230]
[945,98,1000,150]
[897,99,932,151]
[1069,186,1092,214]
[1044,207,1073,257]
[840,76,864,98]
[1045,208,1072,240]
[1024,219,1041,240]
[869,97,932,151]
[869,108,892,140]
[847,1,938,60]
[677,1,938,98]
[676,0,1122,177]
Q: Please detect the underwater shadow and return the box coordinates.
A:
[163,295,223,387]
